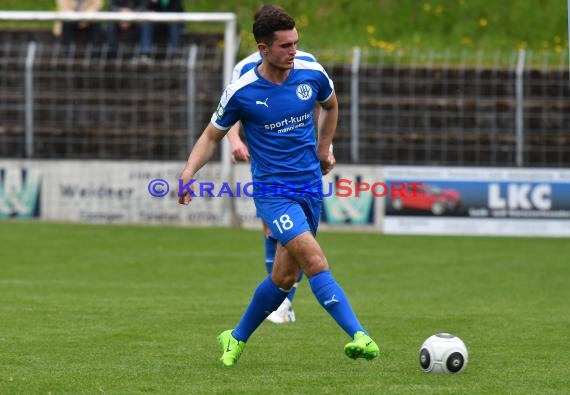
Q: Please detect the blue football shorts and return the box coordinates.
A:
[254,191,322,246]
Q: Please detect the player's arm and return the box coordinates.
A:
[317,92,338,175]
[312,102,334,155]
[227,122,250,163]
[178,123,225,205]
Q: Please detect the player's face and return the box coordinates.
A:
[266,28,298,71]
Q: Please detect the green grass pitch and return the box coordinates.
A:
[0,221,569,394]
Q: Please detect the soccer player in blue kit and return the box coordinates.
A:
[178,5,379,366]
[227,5,320,324]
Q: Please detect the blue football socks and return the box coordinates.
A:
[232,276,288,342]
[309,270,366,337]
[264,235,277,275]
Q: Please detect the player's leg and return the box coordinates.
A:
[217,200,303,365]
[281,231,362,335]
[283,231,379,360]
[295,191,379,359]
[262,190,374,343]
[218,246,300,366]
[262,220,304,297]
[263,192,365,337]
[263,221,300,323]
[231,242,300,341]
[218,268,292,366]
[218,273,289,366]
[266,271,302,323]
[262,221,277,275]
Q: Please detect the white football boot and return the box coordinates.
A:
[266,298,295,324]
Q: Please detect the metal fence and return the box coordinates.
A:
[1,41,569,167]
[320,49,570,167]
[1,41,222,161]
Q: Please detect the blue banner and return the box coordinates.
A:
[385,180,570,219]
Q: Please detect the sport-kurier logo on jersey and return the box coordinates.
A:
[296,84,312,100]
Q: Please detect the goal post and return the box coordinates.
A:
[0,10,236,86]
[0,10,238,226]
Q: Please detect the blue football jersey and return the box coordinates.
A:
[211,59,334,187]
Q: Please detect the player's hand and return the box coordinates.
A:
[231,140,250,163]
[178,169,195,205]
[319,150,336,175]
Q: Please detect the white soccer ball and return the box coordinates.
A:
[419,333,468,374]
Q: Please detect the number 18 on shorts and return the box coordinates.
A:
[255,193,322,245]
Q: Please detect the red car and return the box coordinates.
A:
[391,184,461,215]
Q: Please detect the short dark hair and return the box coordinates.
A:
[252,4,295,45]
[253,4,284,22]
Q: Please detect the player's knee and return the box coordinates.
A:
[303,254,328,277]
[271,271,297,290]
